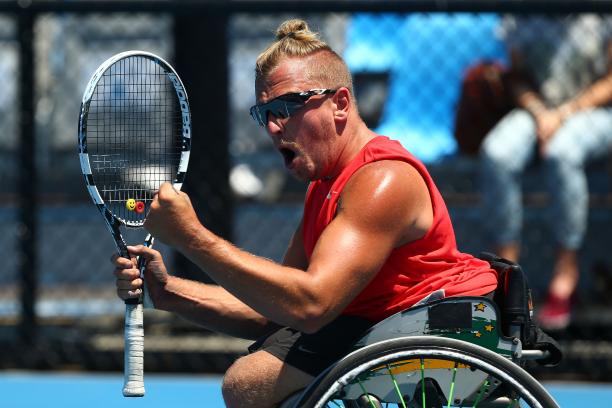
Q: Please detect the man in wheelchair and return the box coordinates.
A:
[112,18,560,407]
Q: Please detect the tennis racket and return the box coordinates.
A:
[78,50,191,397]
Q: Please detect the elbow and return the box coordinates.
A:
[286,276,343,334]
[297,320,324,335]
[291,302,335,334]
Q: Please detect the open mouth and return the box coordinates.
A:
[279,147,296,167]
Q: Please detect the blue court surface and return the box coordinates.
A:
[0,371,610,407]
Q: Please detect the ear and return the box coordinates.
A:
[332,87,350,122]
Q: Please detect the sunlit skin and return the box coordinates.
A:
[112,55,434,408]
[255,57,353,182]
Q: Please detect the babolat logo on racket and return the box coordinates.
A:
[168,73,191,140]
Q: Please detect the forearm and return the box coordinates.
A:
[143,185,328,332]
[513,84,547,116]
[177,225,326,332]
[559,74,612,117]
[155,275,279,340]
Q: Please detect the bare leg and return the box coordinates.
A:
[549,248,579,300]
[222,350,313,408]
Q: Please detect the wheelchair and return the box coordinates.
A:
[286,253,563,408]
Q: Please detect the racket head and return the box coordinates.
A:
[78,50,191,229]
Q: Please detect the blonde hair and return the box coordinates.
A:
[255,19,354,94]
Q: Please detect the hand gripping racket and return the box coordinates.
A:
[78,51,191,397]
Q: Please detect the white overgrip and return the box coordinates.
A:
[123,303,145,397]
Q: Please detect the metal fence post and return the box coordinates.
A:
[173,7,233,282]
[17,5,37,345]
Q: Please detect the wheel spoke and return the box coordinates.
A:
[420,357,426,408]
[447,361,458,408]
[356,378,379,408]
[386,363,408,408]
[472,379,490,407]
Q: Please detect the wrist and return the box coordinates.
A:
[152,274,184,311]
[558,102,576,121]
[525,99,547,116]
[181,222,216,260]
[144,275,166,310]
[174,220,207,251]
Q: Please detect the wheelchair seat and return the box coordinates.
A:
[353,296,520,359]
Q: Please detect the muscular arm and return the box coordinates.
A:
[115,246,280,340]
[280,218,309,270]
[118,218,309,340]
[148,221,309,339]
[157,276,279,339]
[146,160,432,333]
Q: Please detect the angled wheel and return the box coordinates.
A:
[292,336,559,408]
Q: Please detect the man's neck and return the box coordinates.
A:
[325,121,377,180]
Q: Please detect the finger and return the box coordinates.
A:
[116,277,143,291]
[112,253,135,268]
[126,289,142,297]
[148,194,160,214]
[117,288,142,300]
[114,266,141,279]
[116,273,144,300]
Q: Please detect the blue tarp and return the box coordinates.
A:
[345,13,508,163]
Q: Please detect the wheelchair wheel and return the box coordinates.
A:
[292,336,559,408]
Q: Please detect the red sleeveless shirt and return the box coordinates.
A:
[302,136,497,322]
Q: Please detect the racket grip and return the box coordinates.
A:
[123,302,145,397]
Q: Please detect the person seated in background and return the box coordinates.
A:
[112,19,498,408]
[479,14,612,330]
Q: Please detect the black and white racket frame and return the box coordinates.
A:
[77,50,191,397]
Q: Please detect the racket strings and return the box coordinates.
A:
[87,55,183,224]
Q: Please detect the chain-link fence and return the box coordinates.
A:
[1,1,612,380]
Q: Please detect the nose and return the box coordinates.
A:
[265,115,283,137]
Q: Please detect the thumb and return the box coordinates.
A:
[127,245,160,263]
[179,190,192,204]
[158,182,180,202]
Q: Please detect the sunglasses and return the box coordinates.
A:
[249,88,337,127]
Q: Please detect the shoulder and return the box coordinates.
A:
[343,159,428,200]
[337,159,432,241]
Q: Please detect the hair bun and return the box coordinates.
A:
[276,19,309,40]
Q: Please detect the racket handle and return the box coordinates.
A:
[123,302,145,397]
